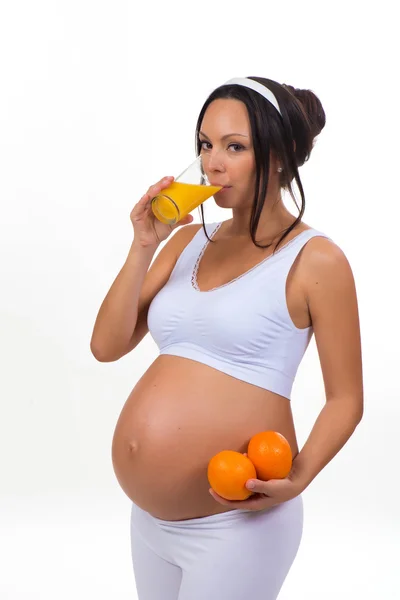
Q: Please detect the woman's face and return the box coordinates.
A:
[199,98,278,210]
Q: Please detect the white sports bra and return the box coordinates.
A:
[147,221,331,400]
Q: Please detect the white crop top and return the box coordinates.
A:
[147,221,331,400]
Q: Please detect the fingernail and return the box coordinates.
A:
[246,481,255,489]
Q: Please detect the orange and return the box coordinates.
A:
[207,450,257,501]
[247,431,292,480]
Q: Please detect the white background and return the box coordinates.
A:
[1,1,399,598]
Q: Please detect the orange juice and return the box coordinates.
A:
[151,182,222,225]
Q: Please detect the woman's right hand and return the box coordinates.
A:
[130,176,194,249]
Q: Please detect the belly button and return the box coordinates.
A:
[129,440,139,454]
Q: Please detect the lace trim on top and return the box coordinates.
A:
[191,222,313,293]
[191,222,223,291]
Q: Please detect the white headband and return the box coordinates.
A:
[223,77,282,117]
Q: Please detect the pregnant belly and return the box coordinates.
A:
[111,355,298,521]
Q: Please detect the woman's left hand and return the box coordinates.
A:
[209,455,304,511]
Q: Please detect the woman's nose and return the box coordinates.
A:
[205,150,225,172]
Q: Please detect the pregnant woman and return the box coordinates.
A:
[90,77,363,600]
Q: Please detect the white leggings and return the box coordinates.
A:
[130,495,303,600]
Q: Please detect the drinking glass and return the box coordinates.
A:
[151,155,222,225]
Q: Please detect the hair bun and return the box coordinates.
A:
[282,84,326,139]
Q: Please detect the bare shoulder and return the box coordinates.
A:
[290,225,356,306]
[171,222,204,259]
[287,223,349,276]
[300,232,353,287]
[173,222,204,244]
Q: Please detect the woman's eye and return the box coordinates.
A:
[229,143,244,152]
[200,141,211,150]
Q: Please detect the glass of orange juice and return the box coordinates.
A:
[151,156,222,225]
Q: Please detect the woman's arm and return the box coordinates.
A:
[209,236,364,510]
[291,236,364,490]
